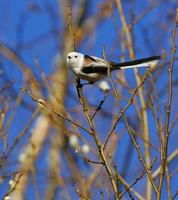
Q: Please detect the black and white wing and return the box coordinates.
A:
[81,54,161,74]
[81,54,109,74]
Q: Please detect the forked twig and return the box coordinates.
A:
[103,68,150,150]
[157,9,178,199]
[119,158,157,198]
[92,93,108,119]
[102,49,158,195]
[22,88,92,134]
[75,78,120,199]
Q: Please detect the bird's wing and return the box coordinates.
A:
[82,54,109,74]
[81,65,108,74]
[83,54,98,65]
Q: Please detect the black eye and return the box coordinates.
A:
[68,56,71,59]
[75,55,77,58]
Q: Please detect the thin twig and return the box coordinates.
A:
[102,49,158,195]
[84,157,104,165]
[3,173,24,199]
[0,43,41,92]
[165,163,172,200]
[171,190,178,200]
[157,10,178,200]
[115,1,153,198]
[74,187,90,200]
[103,68,150,150]
[152,149,178,179]
[115,173,145,200]
[119,158,157,198]
[169,114,178,133]
[67,6,76,51]
[92,93,108,119]
[22,88,92,135]
[75,78,120,199]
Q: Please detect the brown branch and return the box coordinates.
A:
[0,90,24,169]
[5,108,39,160]
[0,82,13,93]
[67,6,76,51]
[152,149,178,179]
[129,1,160,29]
[115,174,145,200]
[165,163,172,200]
[119,158,157,198]
[0,43,41,93]
[91,93,108,119]
[74,187,90,200]
[171,190,178,200]
[103,68,150,150]
[169,114,178,133]
[102,49,158,195]
[157,9,178,200]
[22,88,92,135]
[84,157,104,165]
[115,0,153,198]
[75,78,120,199]
[3,173,24,199]
[85,132,119,195]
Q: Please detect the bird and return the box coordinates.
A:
[67,52,161,83]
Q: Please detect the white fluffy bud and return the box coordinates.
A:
[69,135,78,147]
[18,153,26,163]
[4,196,11,200]
[99,81,110,92]
[8,180,15,188]
[82,144,90,154]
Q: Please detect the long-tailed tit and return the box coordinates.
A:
[67,52,161,82]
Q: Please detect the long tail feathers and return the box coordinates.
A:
[111,56,161,70]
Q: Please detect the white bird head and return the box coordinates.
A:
[67,52,84,69]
